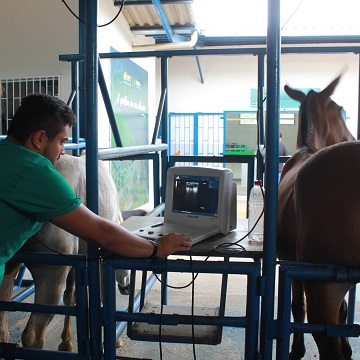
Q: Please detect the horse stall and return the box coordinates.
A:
[2,1,360,359]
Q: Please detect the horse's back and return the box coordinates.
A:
[295,140,360,267]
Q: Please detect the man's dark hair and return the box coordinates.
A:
[7,93,76,143]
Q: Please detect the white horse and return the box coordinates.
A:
[0,154,130,351]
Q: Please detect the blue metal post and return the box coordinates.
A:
[161,57,169,201]
[71,60,80,156]
[103,261,117,360]
[79,0,86,140]
[357,54,360,140]
[260,0,281,358]
[276,264,293,359]
[84,1,103,359]
[193,113,199,156]
[257,54,265,183]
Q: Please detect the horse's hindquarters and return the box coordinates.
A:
[295,141,360,267]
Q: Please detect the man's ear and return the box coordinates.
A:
[31,130,47,150]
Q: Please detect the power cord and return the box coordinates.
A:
[153,254,199,359]
[62,0,126,27]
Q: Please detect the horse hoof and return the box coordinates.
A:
[58,342,74,352]
[289,350,305,360]
[118,284,130,295]
[116,338,123,348]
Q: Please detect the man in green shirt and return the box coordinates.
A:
[0,93,191,284]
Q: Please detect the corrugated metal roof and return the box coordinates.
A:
[118,1,196,29]
[114,0,360,47]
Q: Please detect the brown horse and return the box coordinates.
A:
[277,74,355,359]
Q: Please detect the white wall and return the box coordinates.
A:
[162,52,359,136]
[1,0,157,149]
[0,0,79,99]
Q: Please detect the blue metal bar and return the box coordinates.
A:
[160,57,169,201]
[275,263,293,359]
[78,0,86,141]
[245,259,262,359]
[98,58,123,147]
[11,283,35,302]
[106,256,261,275]
[151,0,173,42]
[0,301,76,315]
[152,88,167,144]
[193,46,204,84]
[74,261,90,360]
[161,270,168,305]
[84,1,103,359]
[103,260,117,360]
[152,152,161,207]
[358,54,360,141]
[59,45,360,63]
[151,0,186,43]
[257,53,265,183]
[98,144,167,159]
[193,113,199,157]
[348,286,357,324]
[12,252,85,266]
[260,0,281,358]
[70,61,81,156]
[116,0,194,5]
[0,346,79,360]
[12,264,27,291]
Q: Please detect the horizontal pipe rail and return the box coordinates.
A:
[98,144,168,160]
[103,257,261,275]
[115,311,246,327]
[279,260,360,283]
[11,252,86,267]
[0,301,77,316]
[59,45,360,63]
[0,345,80,360]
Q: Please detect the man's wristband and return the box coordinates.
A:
[148,239,159,258]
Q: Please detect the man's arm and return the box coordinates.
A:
[50,204,191,258]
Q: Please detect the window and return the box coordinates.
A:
[0,76,61,134]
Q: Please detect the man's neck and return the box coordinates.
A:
[6,135,37,153]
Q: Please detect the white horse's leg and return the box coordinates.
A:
[0,263,22,345]
[58,267,76,352]
[116,269,130,295]
[21,264,70,349]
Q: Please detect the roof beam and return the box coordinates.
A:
[150,0,186,42]
[115,0,193,5]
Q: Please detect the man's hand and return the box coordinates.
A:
[156,233,192,257]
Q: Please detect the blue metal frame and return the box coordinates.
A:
[276,261,360,359]
[102,256,262,360]
[259,1,281,358]
[0,253,89,360]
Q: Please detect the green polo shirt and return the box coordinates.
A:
[0,139,81,284]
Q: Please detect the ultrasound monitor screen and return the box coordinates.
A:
[172,174,220,216]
